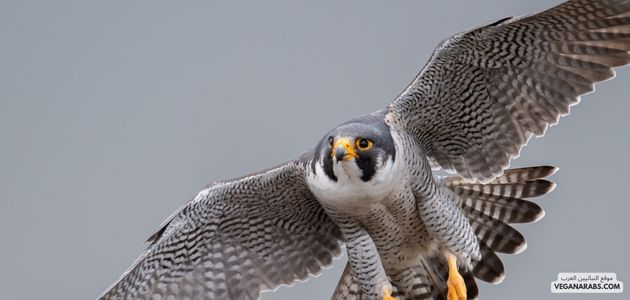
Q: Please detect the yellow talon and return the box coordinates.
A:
[446,254,467,300]
[382,284,396,300]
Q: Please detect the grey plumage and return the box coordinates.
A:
[99,1,630,299]
[101,159,343,299]
[330,166,555,299]
[389,0,630,183]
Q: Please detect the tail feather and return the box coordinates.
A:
[331,262,364,300]
[488,166,557,184]
[445,166,557,185]
[464,208,527,254]
[446,165,556,287]
[447,179,555,199]
[459,192,544,223]
[421,255,448,300]
[389,268,433,299]
[472,241,506,284]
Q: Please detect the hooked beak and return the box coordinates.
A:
[331,138,359,161]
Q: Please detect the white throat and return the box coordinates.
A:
[307,156,402,210]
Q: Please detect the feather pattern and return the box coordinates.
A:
[99,158,343,300]
[102,1,630,299]
[388,0,630,183]
[332,255,480,300]
[329,165,558,298]
[445,166,557,285]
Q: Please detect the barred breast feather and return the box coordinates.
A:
[331,166,556,300]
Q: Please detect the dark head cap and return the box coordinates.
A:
[313,113,396,182]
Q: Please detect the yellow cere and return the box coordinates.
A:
[331,138,359,161]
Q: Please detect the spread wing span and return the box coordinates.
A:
[389,0,630,182]
[100,159,342,300]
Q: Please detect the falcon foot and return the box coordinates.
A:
[382,284,396,300]
[446,254,466,300]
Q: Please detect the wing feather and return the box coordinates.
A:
[99,158,342,300]
[388,0,630,182]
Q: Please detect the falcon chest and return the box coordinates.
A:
[307,155,404,210]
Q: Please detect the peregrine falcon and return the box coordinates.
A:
[100,1,630,299]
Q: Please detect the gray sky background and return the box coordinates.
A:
[1,1,629,299]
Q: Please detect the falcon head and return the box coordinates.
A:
[314,114,396,183]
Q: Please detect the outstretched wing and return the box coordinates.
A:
[99,158,343,300]
[388,0,630,182]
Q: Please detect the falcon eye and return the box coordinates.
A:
[356,138,373,151]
